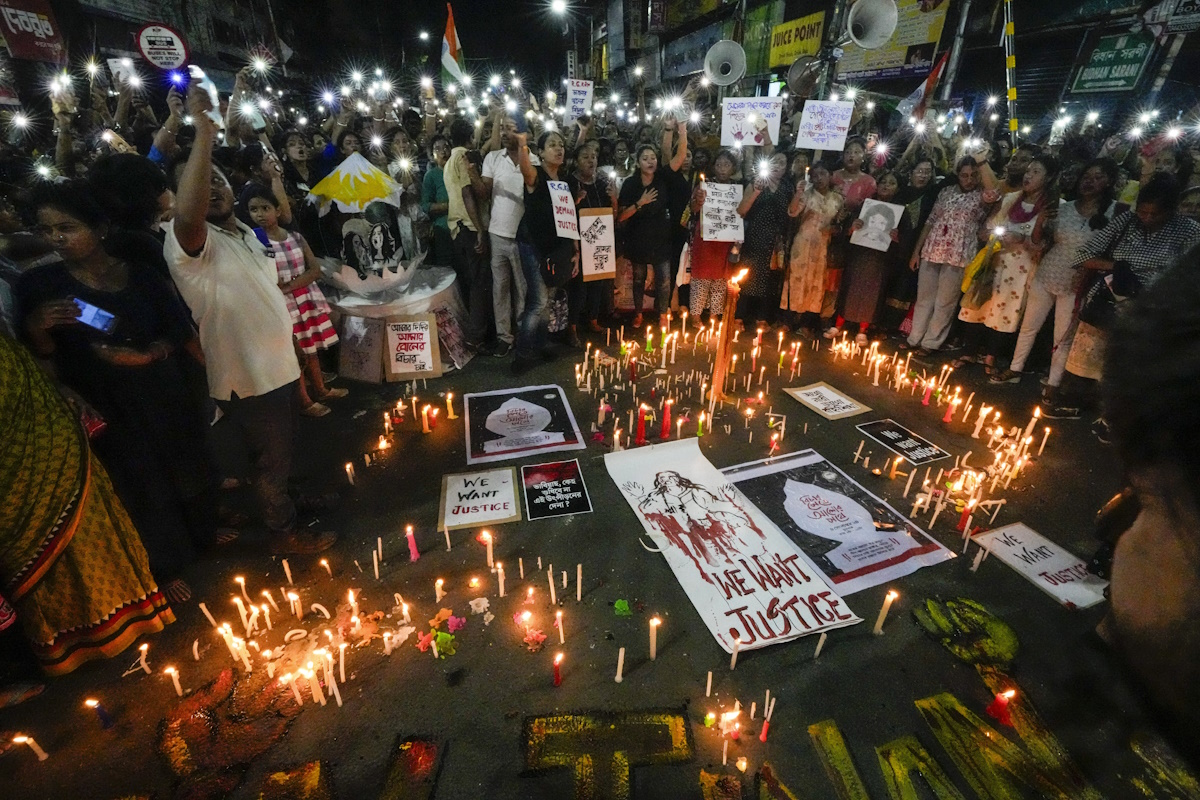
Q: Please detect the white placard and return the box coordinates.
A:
[605,439,861,653]
[795,100,855,151]
[701,182,744,242]
[438,468,522,531]
[850,199,905,252]
[579,208,616,281]
[785,382,872,420]
[721,97,784,147]
[548,180,580,240]
[973,523,1108,609]
[384,314,441,380]
[567,78,593,122]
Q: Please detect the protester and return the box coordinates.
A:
[735,151,791,329]
[421,134,453,266]
[824,137,877,338]
[840,170,903,343]
[780,161,841,333]
[481,114,529,357]
[881,157,941,331]
[165,84,335,555]
[568,139,618,339]
[687,149,739,323]
[444,118,493,353]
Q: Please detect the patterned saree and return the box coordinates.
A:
[0,334,174,676]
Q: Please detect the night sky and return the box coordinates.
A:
[284,0,576,86]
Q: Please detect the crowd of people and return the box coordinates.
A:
[0,58,1198,751]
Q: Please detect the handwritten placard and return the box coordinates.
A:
[579,208,616,281]
[384,313,442,381]
[548,180,581,240]
[720,97,783,147]
[567,78,593,122]
[438,467,522,531]
[700,182,744,242]
[785,382,871,420]
[973,523,1108,609]
[795,100,855,151]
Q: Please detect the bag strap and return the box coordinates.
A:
[1101,214,1134,261]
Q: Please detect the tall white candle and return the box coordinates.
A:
[649,617,660,660]
[235,576,250,602]
[814,632,828,658]
[435,579,445,602]
[373,550,380,580]
[1038,426,1051,456]
[261,604,272,631]
[706,671,712,697]
[13,735,48,761]
[576,564,582,601]
[339,643,348,682]
[262,589,280,612]
[444,526,452,551]
[282,559,293,585]
[483,531,494,568]
[198,602,217,627]
[557,610,565,644]
[165,666,183,696]
[547,570,557,605]
[614,647,625,683]
[872,590,899,635]
[497,562,506,597]
[729,637,741,670]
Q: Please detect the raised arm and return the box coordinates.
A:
[173,86,219,256]
[517,133,538,189]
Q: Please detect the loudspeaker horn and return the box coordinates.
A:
[786,55,824,98]
[703,40,747,86]
[844,0,899,50]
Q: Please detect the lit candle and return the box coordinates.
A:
[420,404,431,434]
[1038,426,1051,457]
[320,558,333,577]
[198,602,217,627]
[12,734,48,761]
[260,603,272,631]
[402,602,410,624]
[649,617,660,660]
[635,404,648,445]
[383,411,392,433]
[262,589,280,612]
[165,666,183,697]
[497,562,506,597]
[430,408,439,429]
[872,590,899,635]
[339,642,348,682]
[921,380,934,406]
[349,589,358,618]
[435,578,445,602]
[138,643,150,674]
[282,559,293,585]
[281,673,303,705]
[482,530,494,568]
[446,392,458,419]
[730,637,741,670]
[676,418,684,439]
[889,455,904,480]
[1023,407,1041,441]
[344,463,356,485]
[304,667,325,705]
[557,610,565,643]
[84,698,114,728]
[553,652,564,686]
[985,689,1016,726]
[288,591,302,620]
[614,646,625,683]
[235,576,250,602]
[406,525,420,561]
[660,399,672,439]
[697,411,706,436]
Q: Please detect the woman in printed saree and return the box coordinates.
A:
[0,333,173,676]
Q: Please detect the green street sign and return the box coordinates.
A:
[1071,31,1156,94]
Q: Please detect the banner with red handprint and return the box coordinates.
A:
[605,439,859,654]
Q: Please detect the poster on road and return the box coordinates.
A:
[785,382,871,420]
[464,384,586,465]
[856,419,949,465]
[438,467,522,531]
[973,523,1107,609]
[723,450,953,595]
[606,439,860,653]
[521,459,592,520]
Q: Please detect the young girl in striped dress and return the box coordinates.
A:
[244,186,347,416]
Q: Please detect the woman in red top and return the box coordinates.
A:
[687,149,739,323]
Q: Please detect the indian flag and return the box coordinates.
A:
[441,3,467,85]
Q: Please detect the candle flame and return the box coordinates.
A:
[85,699,98,708]
[13,735,27,743]
[886,590,899,600]
[436,578,444,586]
[1002,689,1016,699]
[164,666,176,675]
[139,643,149,652]
[555,653,564,664]
[235,576,245,584]
[650,616,661,626]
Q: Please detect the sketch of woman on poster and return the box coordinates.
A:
[622,470,766,581]
[369,222,398,266]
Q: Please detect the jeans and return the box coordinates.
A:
[516,240,550,359]
[451,225,493,345]
[216,382,297,535]
[632,260,672,316]
[489,233,527,344]
[1009,280,1078,386]
[907,260,963,351]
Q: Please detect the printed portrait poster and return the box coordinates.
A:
[720,97,784,147]
[606,439,860,654]
[850,199,905,252]
[795,100,855,152]
[438,467,522,531]
[579,208,616,281]
[521,459,592,520]
[701,183,744,243]
[723,450,953,595]
[974,523,1107,609]
[785,382,871,420]
[464,384,587,465]
[384,313,442,381]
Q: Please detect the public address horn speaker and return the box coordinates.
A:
[845,0,899,50]
[703,40,747,86]
[786,55,823,98]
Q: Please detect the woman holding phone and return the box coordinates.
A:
[16,182,221,604]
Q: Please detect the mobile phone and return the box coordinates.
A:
[74,298,118,334]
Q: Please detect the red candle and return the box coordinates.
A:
[429,408,439,429]
[758,719,770,742]
[553,653,563,687]
[660,400,672,440]
[985,689,1015,726]
[629,356,638,383]
[635,405,648,446]
[956,499,976,532]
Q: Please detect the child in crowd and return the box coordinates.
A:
[243,186,347,416]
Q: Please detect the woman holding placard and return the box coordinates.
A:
[569,139,618,338]
[780,162,841,334]
[688,149,739,323]
[734,151,792,328]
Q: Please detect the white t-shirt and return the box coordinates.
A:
[482,149,526,239]
[164,218,300,401]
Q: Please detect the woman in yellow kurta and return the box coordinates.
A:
[0,333,173,676]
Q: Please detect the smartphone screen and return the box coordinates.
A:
[74,298,117,334]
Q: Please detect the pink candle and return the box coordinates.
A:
[660,400,672,440]
[406,525,419,562]
[922,381,934,406]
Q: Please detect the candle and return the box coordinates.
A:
[421,405,431,433]
[165,666,183,696]
[555,609,565,643]
[435,578,445,602]
[985,689,1016,726]
[649,617,660,660]
[482,530,494,568]
[853,439,864,462]
[614,646,626,683]
[682,309,689,335]
[903,469,916,498]
[446,392,458,419]
[402,602,410,624]
[304,667,325,705]
[576,563,582,601]
[697,411,706,437]
[706,670,713,697]
[730,637,741,670]
[430,408,439,429]
[942,397,961,424]
[373,550,380,580]
[339,642,348,682]
[1023,407,1041,440]
[553,652,564,686]
[889,456,904,480]
[498,562,506,597]
[548,569,557,605]
[383,411,392,433]
[198,602,217,627]
[921,381,934,406]
[406,525,419,561]
[84,698,114,729]
[344,463,355,485]
[262,589,280,612]
[1038,426,1051,456]
[722,739,729,766]
[320,558,333,578]
[814,631,828,658]
[660,399,672,439]
[138,643,150,674]
[12,735,48,761]
[956,498,977,532]
[349,589,358,618]
[282,559,293,585]
[260,603,272,631]
[235,576,250,603]
[676,418,683,440]
[281,673,303,705]
[635,404,648,445]
[872,590,899,635]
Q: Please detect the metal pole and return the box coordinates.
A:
[262,0,286,76]
[938,0,973,101]
[1002,0,1018,145]
[817,0,850,101]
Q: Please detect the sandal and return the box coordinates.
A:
[950,355,976,369]
[301,402,331,417]
[215,528,240,545]
[162,578,193,604]
[631,314,644,329]
[317,387,349,400]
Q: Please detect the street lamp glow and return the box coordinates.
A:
[634,66,643,77]
[419,31,429,41]
[551,0,567,13]
[987,95,998,106]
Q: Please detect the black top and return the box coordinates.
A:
[573,173,614,211]
[618,165,681,264]
[520,166,578,256]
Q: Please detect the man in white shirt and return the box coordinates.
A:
[166,83,335,555]
[481,114,528,356]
